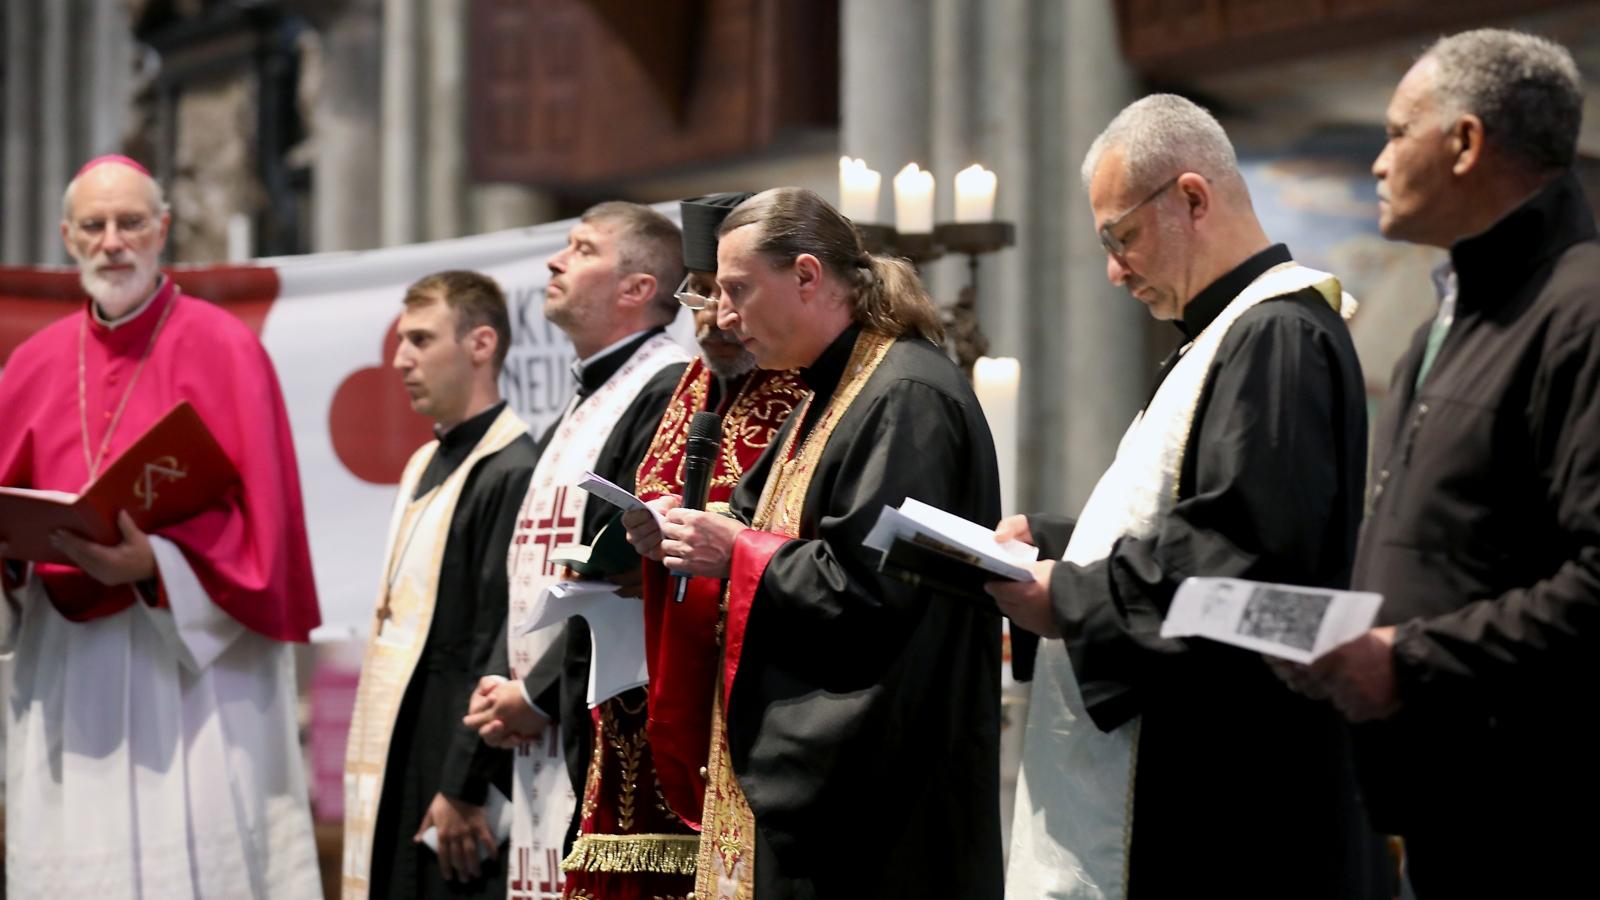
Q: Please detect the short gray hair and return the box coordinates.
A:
[60,167,170,223]
[580,201,684,324]
[1080,93,1240,194]
[1423,29,1582,174]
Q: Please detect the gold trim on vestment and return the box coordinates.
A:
[561,834,701,875]
[693,330,896,900]
[342,406,528,900]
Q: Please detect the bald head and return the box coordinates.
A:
[60,158,172,318]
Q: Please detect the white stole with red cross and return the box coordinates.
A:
[503,331,688,900]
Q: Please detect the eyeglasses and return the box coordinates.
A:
[1097,175,1180,258]
[674,274,716,311]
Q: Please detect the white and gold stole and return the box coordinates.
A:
[505,332,689,900]
[343,404,529,899]
[1006,264,1350,900]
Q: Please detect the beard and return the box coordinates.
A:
[78,252,159,318]
[698,326,757,380]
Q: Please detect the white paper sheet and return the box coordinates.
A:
[863,497,1037,581]
[515,580,649,706]
[1160,576,1383,664]
[576,471,664,527]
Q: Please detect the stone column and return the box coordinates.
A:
[840,0,932,225]
[1058,0,1145,510]
[36,0,72,264]
[423,0,466,240]
[82,0,132,156]
[3,0,39,264]
[471,183,556,233]
[381,0,422,246]
[308,0,383,252]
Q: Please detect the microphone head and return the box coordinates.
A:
[687,411,723,446]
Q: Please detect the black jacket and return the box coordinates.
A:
[1352,172,1600,894]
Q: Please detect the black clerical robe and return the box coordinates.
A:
[485,329,686,846]
[1034,246,1389,898]
[370,401,536,900]
[727,327,1005,900]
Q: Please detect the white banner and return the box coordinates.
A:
[0,208,693,642]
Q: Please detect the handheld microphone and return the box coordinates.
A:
[673,411,722,602]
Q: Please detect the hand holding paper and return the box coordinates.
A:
[1161,577,1382,665]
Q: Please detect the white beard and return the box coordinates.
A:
[78,255,158,319]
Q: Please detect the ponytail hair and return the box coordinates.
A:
[719,188,944,344]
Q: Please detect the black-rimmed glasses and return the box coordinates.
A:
[1098,175,1180,258]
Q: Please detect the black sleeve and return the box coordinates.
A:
[1391,321,1600,713]
[438,451,531,803]
[1025,513,1076,560]
[755,380,1000,634]
[1049,307,1354,729]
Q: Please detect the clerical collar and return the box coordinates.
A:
[572,328,662,397]
[1176,243,1292,340]
[798,323,860,402]
[434,400,506,450]
[89,274,167,331]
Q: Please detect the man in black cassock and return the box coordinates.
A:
[462,202,688,884]
[628,187,1004,899]
[987,95,1388,898]
[344,270,533,899]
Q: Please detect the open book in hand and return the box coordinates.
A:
[0,400,241,564]
[548,512,640,579]
[1160,577,1383,664]
[864,498,1038,597]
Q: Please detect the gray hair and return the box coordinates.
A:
[1423,29,1582,174]
[1080,94,1240,195]
[60,167,170,223]
[580,201,684,324]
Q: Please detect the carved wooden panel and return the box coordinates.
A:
[1115,0,1587,77]
[468,0,838,186]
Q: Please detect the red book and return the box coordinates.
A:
[0,401,241,563]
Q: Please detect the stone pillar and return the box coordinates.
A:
[381,0,422,246]
[1058,0,1145,510]
[840,0,932,224]
[308,0,383,252]
[36,0,72,264]
[83,0,132,156]
[3,0,39,264]
[471,183,556,233]
[423,0,467,241]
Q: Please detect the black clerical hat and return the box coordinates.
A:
[680,192,755,272]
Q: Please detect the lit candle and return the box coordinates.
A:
[954,163,998,223]
[973,356,1020,515]
[893,162,935,234]
[838,156,882,223]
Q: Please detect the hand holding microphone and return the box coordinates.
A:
[673,411,722,602]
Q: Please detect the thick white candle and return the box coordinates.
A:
[893,162,935,234]
[954,163,998,223]
[973,356,1021,515]
[838,156,882,223]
